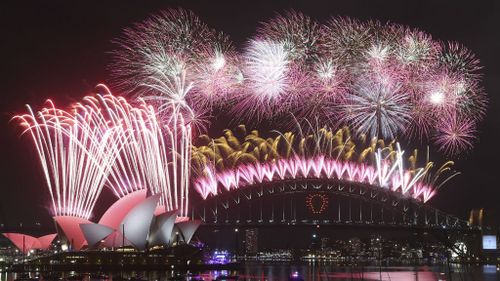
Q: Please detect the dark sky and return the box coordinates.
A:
[0,0,499,231]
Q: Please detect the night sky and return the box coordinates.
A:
[1,0,499,231]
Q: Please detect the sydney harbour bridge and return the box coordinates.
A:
[190,176,480,259]
[193,180,466,230]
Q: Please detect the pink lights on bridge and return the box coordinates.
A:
[194,155,436,203]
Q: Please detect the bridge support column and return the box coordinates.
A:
[338,200,341,222]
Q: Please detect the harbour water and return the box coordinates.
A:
[0,263,499,281]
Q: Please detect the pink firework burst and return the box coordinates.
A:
[190,37,241,110]
[395,29,441,71]
[406,104,436,141]
[433,114,477,156]
[422,71,487,122]
[295,58,350,123]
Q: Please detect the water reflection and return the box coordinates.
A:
[0,263,498,281]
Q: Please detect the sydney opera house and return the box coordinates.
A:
[2,190,201,254]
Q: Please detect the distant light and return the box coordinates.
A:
[482,235,497,250]
[312,234,317,238]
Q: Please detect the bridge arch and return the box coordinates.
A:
[190,179,468,230]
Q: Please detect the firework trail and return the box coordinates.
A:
[16,88,195,218]
[14,101,124,219]
[75,89,192,217]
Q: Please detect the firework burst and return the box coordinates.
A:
[434,114,476,156]
[321,17,373,65]
[110,8,235,117]
[191,42,240,109]
[231,40,293,120]
[339,75,411,139]
[438,42,482,79]
[109,9,487,155]
[257,10,323,64]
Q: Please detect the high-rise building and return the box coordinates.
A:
[321,237,330,249]
[245,228,258,254]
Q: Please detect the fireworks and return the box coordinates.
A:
[109,9,487,155]
[256,11,323,64]
[192,126,457,202]
[14,101,124,219]
[13,9,488,221]
[434,114,476,156]
[234,40,291,120]
[339,78,411,139]
[194,149,438,203]
[15,91,193,218]
[110,8,236,116]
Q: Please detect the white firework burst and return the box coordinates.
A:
[339,78,411,139]
[243,40,290,102]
